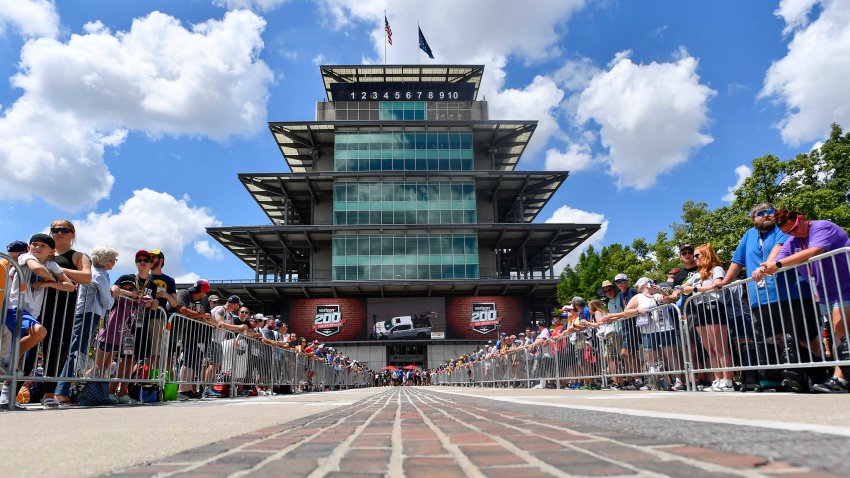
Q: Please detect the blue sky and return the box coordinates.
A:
[1,0,847,281]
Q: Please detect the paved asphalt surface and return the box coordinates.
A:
[2,386,848,477]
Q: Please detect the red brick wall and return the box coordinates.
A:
[446,296,524,340]
[288,298,367,342]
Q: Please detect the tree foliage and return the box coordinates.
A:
[556,123,850,304]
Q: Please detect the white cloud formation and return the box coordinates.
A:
[775,0,820,34]
[544,143,592,172]
[314,0,585,159]
[545,205,608,271]
[72,189,220,279]
[722,164,752,202]
[0,10,274,211]
[761,0,850,145]
[213,0,288,12]
[575,50,715,189]
[194,240,224,260]
[0,0,59,39]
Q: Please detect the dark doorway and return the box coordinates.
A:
[387,344,427,369]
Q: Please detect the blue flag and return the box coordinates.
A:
[418,26,434,59]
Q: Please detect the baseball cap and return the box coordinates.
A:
[150,249,164,259]
[634,277,655,290]
[679,244,694,253]
[614,273,628,282]
[253,313,265,322]
[601,280,614,288]
[187,279,210,294]
[275,319,283,327]
[208,295,220,303]
[226,295,241,304]
[571,296,585,306]
[135,250,151,259]
[6,240,28,253]
[29,233,55,249]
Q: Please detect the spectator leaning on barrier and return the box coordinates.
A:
[762,208,850,393]
[682,243,735,392]
[148,249,175,369]
[720,203,820,392]
[614,274,641,387]
[55,246,118,404]
[203,295,248,398]
[38,219,92,408]
[165,279,212,399]
[1,234,75,409]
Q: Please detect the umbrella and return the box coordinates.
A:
[402,365,421,370]
[383,365,399,371]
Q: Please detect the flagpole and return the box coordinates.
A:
[417,21,420,65]
[384,10,387,65]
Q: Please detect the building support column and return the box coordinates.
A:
[254,247,260,282]
[548,247,554,279]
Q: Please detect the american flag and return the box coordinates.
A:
[385,15,393,45]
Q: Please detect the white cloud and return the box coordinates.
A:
[314,0,586,159]
[575,50,715,189]
[0,0,59,39]
[722,164,752,202]
[72,189,221,279]
[194,240,224,260]
[213,0,288,12]
[545,205,608,271]
[0,10,274,211]
[487,75,565,157]
[544,143,592,172]
[775,0,820,34]
[761,0,850,145]
[174,272,201,283]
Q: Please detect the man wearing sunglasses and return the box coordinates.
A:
[720,203,819,390]
[761,208,850,393]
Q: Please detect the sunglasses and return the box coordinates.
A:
[614,280,627,284]
[239,311,249,314]
[693,253,702,259]
[50,227,72,234]
[680,250,693,256]
[781,215,802,234]
[753,208,775,218]
[135,258,151,263]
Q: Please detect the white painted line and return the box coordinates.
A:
[430,389,850,438]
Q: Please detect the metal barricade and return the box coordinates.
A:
[603,302,690,391]
[681,246,850,390]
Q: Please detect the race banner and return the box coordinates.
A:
[313,304,344,337]
[470,302,500,334]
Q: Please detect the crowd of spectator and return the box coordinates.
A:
[430,204,850,394]
[1,219,370,410]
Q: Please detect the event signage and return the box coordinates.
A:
[469,302,500,334]
[313,304,344,337]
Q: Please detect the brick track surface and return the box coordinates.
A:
[108,387,850,478]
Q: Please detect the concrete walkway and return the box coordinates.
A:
[3,387,849,477]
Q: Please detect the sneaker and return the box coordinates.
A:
[117,394,138,404]
[620,383,637,391]
[812,376,849,393]
[713,379,734,392]
[202,387,222,398]
[639,384,651,391]
[672,379,686,391]
[177,392,191,401]
[0,401,27,411]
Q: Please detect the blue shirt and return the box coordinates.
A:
[75,266,113,317]
[731,226,810,307]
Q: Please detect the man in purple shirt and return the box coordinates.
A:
[761,209,850,393]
